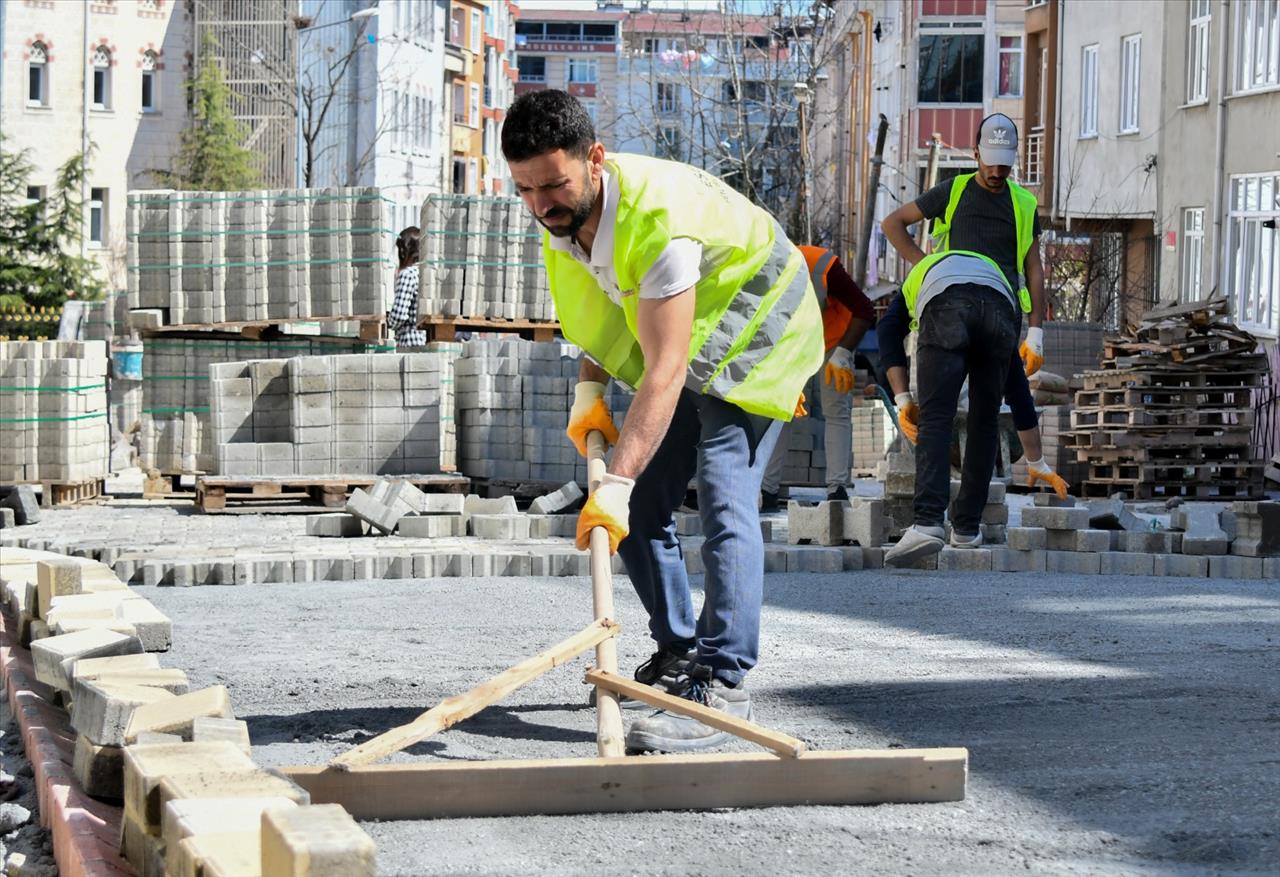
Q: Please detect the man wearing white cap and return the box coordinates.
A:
[879,113,1046,567]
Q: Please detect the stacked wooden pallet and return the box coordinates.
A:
[1065,297,1267,500]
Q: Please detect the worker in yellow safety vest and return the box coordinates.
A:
[501,90,824,754]
[879,113,1047,568]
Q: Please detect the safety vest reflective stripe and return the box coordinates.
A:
[808,248,836,309]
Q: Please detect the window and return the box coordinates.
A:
[656,82,677,114]
[1181,208,1205,302]
[452,158,467,193]
[470,83,480,127]
[1119,34,1141,134]
[517,55,546,82]
[1080,43,1099,137]
[568,58,598,84]
[92,46,112,110]
[141,50,158,112]
[453,82,466,124]
[450,7,465,46]
[657,126,680,160]
[28,42,50,107]
[1225,172,1279,335]
[89,188,106,246]
[1187,1,1211,103]
[917,32,983,103]
[998,35,1023,98]
[24,185,45,225]
[471,10,481,53]
[1235,0,1280,92]
[467,158,479,193]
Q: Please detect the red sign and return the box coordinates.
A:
[520,41,614,54]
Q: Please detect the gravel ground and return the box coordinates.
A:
[0,702,56,876]
[137,567,1280,877]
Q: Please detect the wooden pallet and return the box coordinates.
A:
[1079,366,1267,391]
[142,470,202,500]
[1074,386,1256,409]
[1080,478,1262,500]
[141,313,385,343]
[36,478,104,508]
[194,473,468,512]
[1069,406,1254,430]
[418,314,559,343]
[470,476,577,501]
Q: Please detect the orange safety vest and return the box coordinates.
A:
[799,245,852,352]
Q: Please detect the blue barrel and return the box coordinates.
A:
[112,345,143,381]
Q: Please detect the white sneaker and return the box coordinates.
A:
[885,525,945,568]
[949,530,984,548]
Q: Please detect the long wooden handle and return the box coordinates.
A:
[585,429,626,757]
[585,670,806,758]
[330,620,620,769]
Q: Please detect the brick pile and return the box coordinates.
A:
[0,340,109,484]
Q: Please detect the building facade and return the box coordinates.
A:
[0,0,191,289]
[512,7,625,140]
[446,0,486,194]
[481,0,517,196]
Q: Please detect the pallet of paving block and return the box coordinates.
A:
[138,312,386,343]
[418,314,560,343]
[195,472,469,512]
[1069,406,1254,430]
[1080,476,1261,501]
[23,477,106,508]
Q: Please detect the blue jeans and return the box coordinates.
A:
[618,390,782,687]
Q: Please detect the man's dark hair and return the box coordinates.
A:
[501,90,596,162]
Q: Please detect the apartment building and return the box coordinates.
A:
[0,0,191,288]
[512,7,626,139]
[446,0,486,194]
[481,0,518,195]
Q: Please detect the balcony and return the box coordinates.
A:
[567,82,597,99]
[1022,130,1044,186]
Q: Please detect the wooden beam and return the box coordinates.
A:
[586,430,626,758]
[329,620,620,769]
[285,749,968,820]
[584,669,805,758]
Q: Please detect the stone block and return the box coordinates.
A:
[261,804,377,877]
[157,770,308,835]
[763,546,788,572]
[1007,527,1047,551]
[124,685,234,743]
[73,734,124,799]
[116,599,173,652]
[123,741,257,831]
[937,547,993,571]
[990,548,1046,572]
[72,680,177,746]
[173,832,261,877]
[786,546,844,573]
[190,716,252,754]
[1099,552,1156,576]
[1044,529,1079,551]
[0,507,14,528]
[384,479,430,515]
[980,523,1007,544]
[528,481,585,515]
[463,494,519,516]
[843,499,885,547]
[1046,550,1101,574]
[861,547,886,569]
[1229,501,1280,557]
[469,514,531,540]
[32,628,143,691]
[1171,504,1230,555]
[787,501,844,546]
[1033,493,1077,507]
[1207,555,1264,579]
[1152,554,1209,577]
[883,471,915,498]
[1116,530,1181,554]
[344,488,402,535]
[397,515,466,538]
[1263,557,1279,579]
[420,493,466,515]
[1020,506,1090,530]
[527,515,577,539]
[121,813,165,877]
[68,652,160,683]
[36,559,82,618]
[163,796,299,854]
[980,503,1010,525]
[1073,529,1113,553]
[839,546,865,570]
[305,514,365,538]
[675,513,702,536]
[1120,508,1169,532]
[1085,498,1124,528]
[0,484,40,524]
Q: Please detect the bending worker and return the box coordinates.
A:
[501,91,823,753]
[877,291,1069,498]
[879,113,1046,567]
[760,245,875,510]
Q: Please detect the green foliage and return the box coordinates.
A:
[0,136,105,310]
[156,31,260,190]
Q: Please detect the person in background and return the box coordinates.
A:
[388,226,427,348]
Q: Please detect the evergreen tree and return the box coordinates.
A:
[158,32,260,190]
[0,136,105,310]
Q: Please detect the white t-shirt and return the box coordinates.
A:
[547,168,706,306]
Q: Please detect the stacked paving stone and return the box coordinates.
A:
[851,397,893,476]
[0,548,377,875]
[0,340,109,484]
[1010,404,1087,490]
[455,338,632,484]
[417,195,553,321]
[127,188,392,324]
[141,335,378,473]
[212,351,456,476]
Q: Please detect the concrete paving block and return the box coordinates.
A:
[1020,506,1090,530]
[1032,493,1076,508]
[764,546,788,572]
[77,668,189,695]
[73,734,124,799]
[1207,555,1264,579]
[980,503,1010,525]
[990,548,1047,572]
[1008,527,1047,551]
[787,546,845,573]
[675,513,703,536]
[292,558,316,583]
[418,493,466,515]
[1046,550,1101,574]
[1073,529,1113,553]
[122,740,256,831]
[305,514,365,538]
[1171,504,1230,555]
[839,546,865,571]
[527,515,577,539]
[157,770,308,828]
[116,600,173,652]
[787,501,844,546]
[1044,529,1078,552]
[1229,501,1280,557]
[36,559,82,618]
[470,514,531,540]
[980,524,1007,544]
[1152,554,1209,577]
[1263,557,1279,580]
[1116,530,1181,554]
[938,547,993,571]
[173,832,261,877]
[439,553,474,577]
[463,494,519,516]
[1085,499,1124,529]
[163,796,298,854]
[69,653,160,683]
[684,550,704,576]
[397,515,466,538]
[345,488,402,535]
[760,519,774,542]
[843,499,885,547]
[1120,508,1169,532]
[71,680,176,746]
[261,804,376,877]
[32,628,143,691]
[0,507,13,528]
[124,685,234,743]
[384,479,430,515]
[383,555,414,579]
[528,481,584,515]
[1098,552,1156,576]
[0,484,40,524]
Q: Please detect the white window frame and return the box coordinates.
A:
[567,58,598,85]
[92,46,112,111]
[1119,34,1141,134]
[88,187,106,247]
[467,157,479,194]
[470,10,482,54]
[1224,172,1279,336]
[1234,0,1280,93]
[1180,207,1205,302]
[141,51,159,112]
[997,34,1023,98]
[1187,1,1211,104]
[28,42,49,107]
[469,82,480,128]
[453,82,466,125]
[1080,43,1099,137]
[656,81,677,114]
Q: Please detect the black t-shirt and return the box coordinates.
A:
[915,179,1040,293]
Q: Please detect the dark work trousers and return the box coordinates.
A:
[914,284,1019,535]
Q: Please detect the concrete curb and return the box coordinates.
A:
[1,610,134,877]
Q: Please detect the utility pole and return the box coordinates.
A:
[853,113,889,288]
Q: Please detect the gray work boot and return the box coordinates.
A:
[885,524,946,567]
[589,645,695,710]
[625,666,752,754]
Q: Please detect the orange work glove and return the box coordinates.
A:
[1026,457,1070,500]
[575,473,634,554]
[823,346,856,395]
[1019,326,1045,377]
[793,392,807,418]
[566,381,620,458]
[895,392,919,445]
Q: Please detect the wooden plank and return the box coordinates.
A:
[285,748,968,820]
[585,670,805,758]
[586,430,626,759]
[330,620,621,769]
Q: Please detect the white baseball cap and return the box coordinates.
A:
[978,113,1018,167]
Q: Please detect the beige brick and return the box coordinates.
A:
[121,815,166,877]
[163,797,298,853]
[261,805,376,877]
[81,668,189,695]
[156,770,309,828]
[70,653,161,681]
[31,628,143,691]
[125,685,234,744]
[53,618,138,639]
[191,716,252,753]
[173,832,262,877]
[123,741,256,831]
[36,559,82,618]
[71,680,176,746]
[74,734,124,799]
